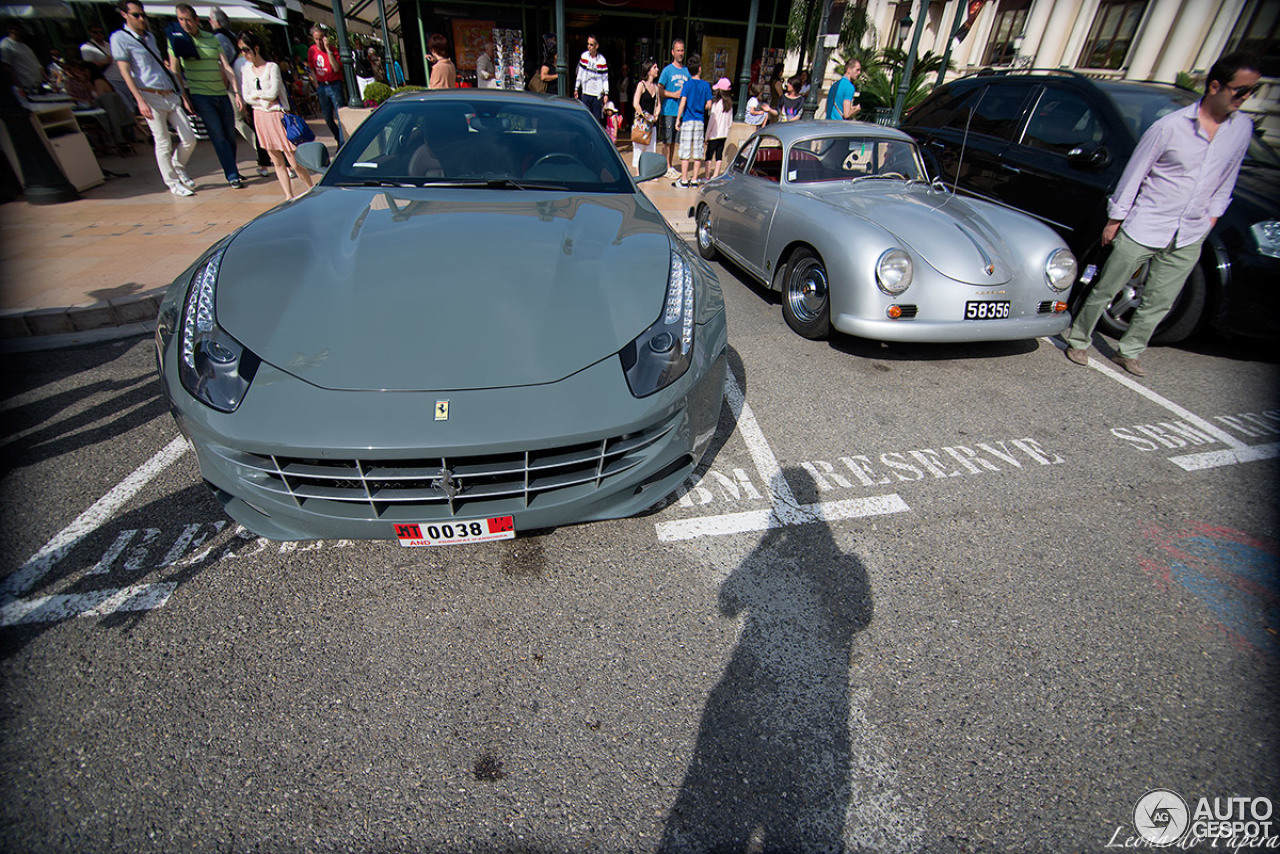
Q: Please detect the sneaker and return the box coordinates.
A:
[1064,347,1088,366]
[672,179,689,188]
[229,177,244,189]
[175,171,195,189]
[257,166,271,177]
[1110,354,1147,377]
[665,167,680,178]
[287,168,296,179]
[170,184,195,197]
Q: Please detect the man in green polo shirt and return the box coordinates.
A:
[168,3,244,187]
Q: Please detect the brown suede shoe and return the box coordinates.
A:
[1111,354,1147,377]
[1064,347,1089,366]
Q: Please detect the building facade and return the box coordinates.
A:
[859,0,1278,135]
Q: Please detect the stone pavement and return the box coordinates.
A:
[0,122,706,343]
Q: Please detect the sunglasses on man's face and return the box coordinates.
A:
[1228,84,1259,100]
[126,10,146,18]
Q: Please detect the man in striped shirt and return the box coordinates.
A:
[169,2,244,188]
[574,35,608,123]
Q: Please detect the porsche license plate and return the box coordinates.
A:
[965,300,1011,320]
[394,518,515,547]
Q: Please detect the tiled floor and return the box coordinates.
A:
[0,129,321,314]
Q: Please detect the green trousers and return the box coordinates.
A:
[1066,228,1203,358]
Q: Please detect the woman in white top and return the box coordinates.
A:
[238,32,313,199]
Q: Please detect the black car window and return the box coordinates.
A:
[966,83,1035,141]
[1024,88,1105,153]
[748,136,783,182]
[913,83,983,130]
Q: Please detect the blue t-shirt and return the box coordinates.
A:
[827,76,857,120]
[680,78,712,123]
[658,63,691,117]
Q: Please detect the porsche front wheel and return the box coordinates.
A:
[781,248,831,340]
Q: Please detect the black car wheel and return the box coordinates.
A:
[696,205,717,261]
[1096,258,1207,345]
[781,248,831,340]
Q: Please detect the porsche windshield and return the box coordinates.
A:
[324,98,634,192]
[787,137,926,184]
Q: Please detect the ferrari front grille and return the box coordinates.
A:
[209,416,679,521]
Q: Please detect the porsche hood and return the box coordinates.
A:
[818,186,1017,285]
[213,187,675,392]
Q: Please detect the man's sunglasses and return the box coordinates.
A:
[1228,83,1259,100]
[126,10,146,17]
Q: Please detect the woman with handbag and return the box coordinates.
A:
[238,32,313,200]
[630,60,659,170]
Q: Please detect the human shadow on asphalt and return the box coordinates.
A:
[712,255,1040,361]
[659,467,873,853]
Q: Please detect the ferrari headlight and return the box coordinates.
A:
[1250,220,1280,259]
[177,246,258,413]
[1045,247,1077,292]
[621,249,695,397]
[876,248,913,295]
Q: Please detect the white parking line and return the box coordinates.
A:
[657,373,909,540]
[0,436,189,607]
[1044,336,1272,470]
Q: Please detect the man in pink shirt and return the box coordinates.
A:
[1064,52,1260,377]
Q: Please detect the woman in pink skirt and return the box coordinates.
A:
[238,32,313,200]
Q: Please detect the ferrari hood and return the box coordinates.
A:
[818,185,1016,285]
[215,187,673,391]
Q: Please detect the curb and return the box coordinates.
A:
[0,288,166,340]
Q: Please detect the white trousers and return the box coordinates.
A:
[140,90,197,191]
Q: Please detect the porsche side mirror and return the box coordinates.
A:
[1067,143,1109,170]
[636,151,668,182]
[295,141,330,176]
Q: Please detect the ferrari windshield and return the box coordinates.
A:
[323,97,634,192]
[787,137,927,184]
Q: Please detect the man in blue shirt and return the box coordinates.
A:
[657,39,690,176]
[825,59,860,121]
[674,54,712,188]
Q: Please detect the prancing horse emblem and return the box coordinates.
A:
[433,467,460,500]
[435,400,449,421]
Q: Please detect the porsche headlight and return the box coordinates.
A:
[1250,220,1280,259]
[177,246,258,412]
[621,249,695,397]
[1045,247,1077,292]
[876,248,913,295]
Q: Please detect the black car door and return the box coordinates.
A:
[909,79,1037,204]
[991,83,1125,252]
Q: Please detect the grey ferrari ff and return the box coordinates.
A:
[155,90,727,544]
[694,121,1077,342]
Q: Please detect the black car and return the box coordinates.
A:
[901,70,1280,344]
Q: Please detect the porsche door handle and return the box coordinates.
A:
[1000,163,1022,174]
